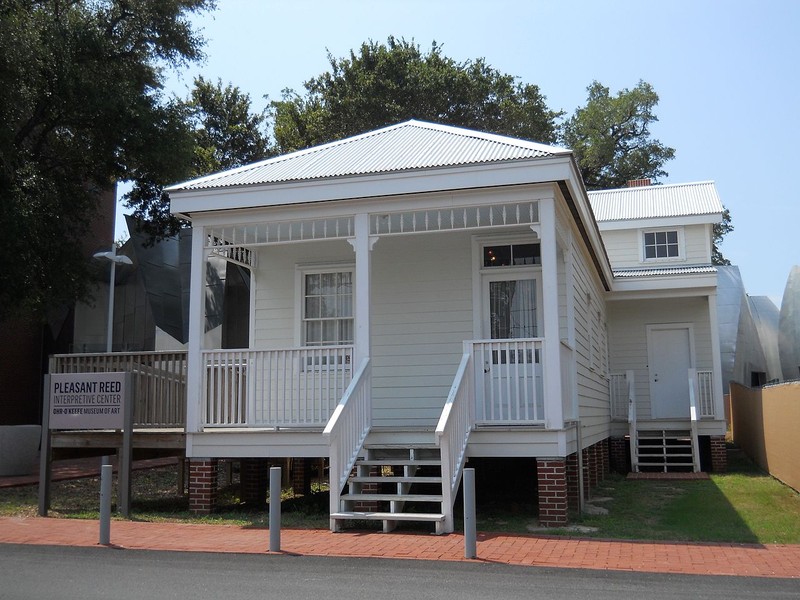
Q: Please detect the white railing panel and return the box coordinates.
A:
[609,373,629,420]
[697,370,715,418]
[469,339,544,425]
[203,346,353,428]
[436,351,474,533]
[324,357,371,527]
[49,351,187,428]
[560,342,575,421]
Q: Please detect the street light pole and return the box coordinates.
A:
[93,248,132,353]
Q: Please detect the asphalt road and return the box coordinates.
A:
[0,544,797,600]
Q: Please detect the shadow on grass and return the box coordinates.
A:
[564,449,800,544]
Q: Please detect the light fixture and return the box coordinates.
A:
[93,248,133,353]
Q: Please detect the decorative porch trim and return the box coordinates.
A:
[205,216,355,249]
[371,201,539,236]
[209,244,255,268]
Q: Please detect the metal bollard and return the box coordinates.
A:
[269,466,281,552]
[99,464,113,545]
[463,468,477,559]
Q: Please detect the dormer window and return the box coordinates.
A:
[643,229,682,261]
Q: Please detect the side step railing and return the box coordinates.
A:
[436,351,473,533]
[324,357,371,531]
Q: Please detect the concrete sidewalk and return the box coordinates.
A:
[1,516,798,579]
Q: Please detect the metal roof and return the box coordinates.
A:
[588,181,724,222]
[613,265,718,278]
[166,120,571,192]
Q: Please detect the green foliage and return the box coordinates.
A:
[0,0,214,319]
[561,80,676,190]
[271,37,561,153]
[186,76,272,175]
[712,207,733,265]
[128,76,274,239]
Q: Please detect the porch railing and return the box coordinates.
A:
[203,346,353,427]
[696,370,715,418]
[435,351,474,533]
[609,372,630,421]
[324,357,371,526]
[49,351,187,428]
[468,338,544,424]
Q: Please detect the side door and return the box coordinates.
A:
[647,325,693,419]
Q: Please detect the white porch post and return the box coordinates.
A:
[349,213,373,365]
[538,198,564,430]
[186,224,208,434]
[707,292,725,419]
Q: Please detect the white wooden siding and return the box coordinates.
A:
[251,234,471,428]
[563,215,610,448]
[607,297,712,420]
[252,241,355,348]
[601,224,711,269]
[371,232,473,426]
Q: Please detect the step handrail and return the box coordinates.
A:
[435,351,474,533]
[687,368,701,472]
[626,370,638,472]
[323,357,371,529]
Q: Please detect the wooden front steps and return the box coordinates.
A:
[331,444,447,534]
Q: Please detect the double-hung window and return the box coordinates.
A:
[643,229,681,260]
[302,270,353,346]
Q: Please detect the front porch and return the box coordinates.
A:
[49,333,568,532]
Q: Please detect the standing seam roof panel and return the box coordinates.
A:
[167,120,567,192]
[588,181,724,221]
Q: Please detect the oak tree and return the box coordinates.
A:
[561,80,676,190]
[0,0,215,318]
[271,37,561,153]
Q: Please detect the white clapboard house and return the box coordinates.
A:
[161,120,726,532]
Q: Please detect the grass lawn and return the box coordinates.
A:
[545,449,800,544]
[1,449,798,543]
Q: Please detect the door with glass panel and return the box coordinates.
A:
[478,274,544,423]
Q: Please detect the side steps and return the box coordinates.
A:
[635,429,696,472]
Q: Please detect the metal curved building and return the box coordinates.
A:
[779,265,800,381]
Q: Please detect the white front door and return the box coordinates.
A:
[476,274,544,422]
[647,325,693,419]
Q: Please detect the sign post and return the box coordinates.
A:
[38,375,52,516]
[119,372,133,516]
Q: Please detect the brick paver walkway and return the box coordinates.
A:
[1,459,798,579]
[1,516,798,578]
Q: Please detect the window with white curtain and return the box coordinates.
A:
[303,271,353,346]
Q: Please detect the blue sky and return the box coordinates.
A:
[117,0,799,305]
